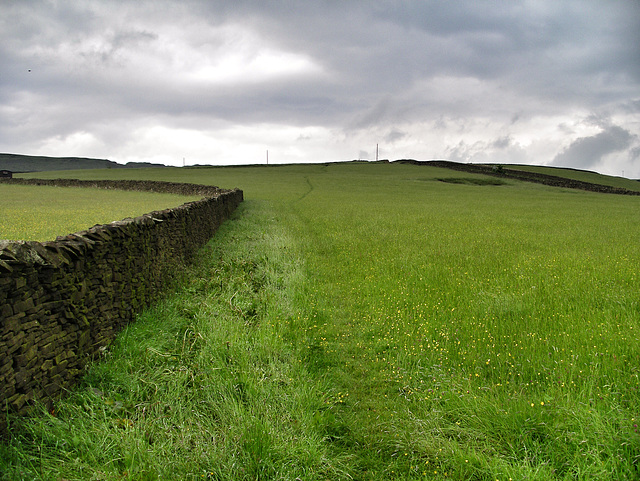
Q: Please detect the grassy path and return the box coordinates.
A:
[2,162,639,479]
[3,199,350,479]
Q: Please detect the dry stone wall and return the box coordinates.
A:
[399,160,640,195]
[0,179,243,433]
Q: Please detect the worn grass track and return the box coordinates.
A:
[2,162,639,480]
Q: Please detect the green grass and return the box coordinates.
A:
[2,162,640,479]
[0,184,199,241]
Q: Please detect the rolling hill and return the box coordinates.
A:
[0,153,165,173]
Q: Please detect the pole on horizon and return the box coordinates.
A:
[376,144,379,162]
[183,157,185,167]
[267,150,269,165]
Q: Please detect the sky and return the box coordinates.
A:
[1,1,639,177]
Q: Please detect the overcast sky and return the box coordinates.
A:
[2,1,639,176]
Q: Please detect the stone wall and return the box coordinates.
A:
[0,179,243,433]
[398,160,640,195]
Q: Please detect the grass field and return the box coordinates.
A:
[0,184,199,241]
[2,162,639,479]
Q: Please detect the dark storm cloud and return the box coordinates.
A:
[552,125,636,170]
[242,1,640,107]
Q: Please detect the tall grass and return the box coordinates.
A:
[3,162,639,479]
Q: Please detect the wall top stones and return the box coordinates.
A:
[1,177,230,197]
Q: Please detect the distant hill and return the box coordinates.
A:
[0,153,166,172]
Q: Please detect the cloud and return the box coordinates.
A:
[491,135,512,149]
[552,125,636,170]
[444,140,487,163]
[384,129,406,144]
[0,0,639,176]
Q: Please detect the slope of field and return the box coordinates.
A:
[2,162,639,480]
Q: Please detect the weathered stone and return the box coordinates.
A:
[1,303,13,318]
[41,300,65,312]
[19,319,39,331]
[41,359,54,372]
[0,181,242,435]
[39,342,55,359]
[0,259,12,273]
[16,345,38,364]
[7,393,28,411]
[14,299,36,317]
[14,370,30,389]
[44,381,61,397]
[78,330,91,349]
[5,332,25,355]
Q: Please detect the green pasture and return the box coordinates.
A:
[0,183,198,241]
[2,162,639,480]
